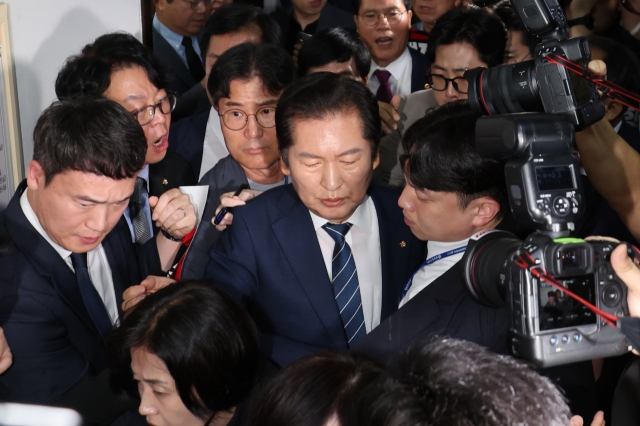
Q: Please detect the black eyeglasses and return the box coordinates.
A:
[130,92,177,126]
[425,73,469,94]
[218,106,276,131]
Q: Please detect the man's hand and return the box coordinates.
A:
[612,243,640,318]
[0,327,12,375]
[122,276,175,313]
[570,410,605,426]
[378,95,402,134]
[149,188,197,238]
[214,188,263,231]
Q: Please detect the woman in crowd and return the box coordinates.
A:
[108,280,259,426]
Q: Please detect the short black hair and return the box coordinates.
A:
[493,2,539,56]
[401,101,508,219]
[428,6,507,68]
[250,351,384,426]
[207,43,295,107]
[276,72,381,166]
[588,35,640,96]
[55,32,170,99]
[33,97,146,184]
[200,4,281,57]
[297,28,371,79]
[359,338,572,426]
[107,280,260,420]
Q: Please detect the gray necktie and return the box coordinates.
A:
[129,177,151,245]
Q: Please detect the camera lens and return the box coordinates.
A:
[463,231,522,308]
[464,61,543,117]
[602,283,622,308]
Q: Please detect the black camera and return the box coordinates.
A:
[464,0,604,130]
[462,114,631,367]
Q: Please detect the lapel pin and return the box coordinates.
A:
[162,179,168,186]
[400,241,406,248]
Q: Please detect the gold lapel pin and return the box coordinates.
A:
[400,241,406,248]
[162,179,168,185]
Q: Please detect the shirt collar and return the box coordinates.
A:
[153,14,186,52]
[20,188,72,261]
[614,120,623,133]
[309,195,373,234]
[369,47,411,80]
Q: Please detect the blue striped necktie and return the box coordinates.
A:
[322,222,366,347]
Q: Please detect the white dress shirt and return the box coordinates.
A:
[399,238,469,308]
[309,196,382,333]
[20,190,119,325]
[199,108,229,180]
[368,47,413,98]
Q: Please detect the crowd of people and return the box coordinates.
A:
[2,0,640,424]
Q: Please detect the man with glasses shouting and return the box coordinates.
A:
[375,6,507,186]
[56,33,197,246]
[354,0,429,104]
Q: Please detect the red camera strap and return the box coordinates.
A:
[514,244,640,328]
[545,53,640,113]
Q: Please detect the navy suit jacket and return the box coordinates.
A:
[203,184,425,367]
[168,108,210,178]
[409,47,429,93]
[0,181,162,404]
[351,261,509,364]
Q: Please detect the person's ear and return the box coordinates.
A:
[469,197,501,228]
[602,97,624,123]
[454,0,462,7]
[281,155,291,176]
[372,149,380,170]
[26,160,46,191]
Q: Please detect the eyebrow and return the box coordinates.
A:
[362,6,401,12]
[298,148,363,159]
[122,94,146,103]
[431,64,468,73]
[224,99,278,108]
[75,193,133,204]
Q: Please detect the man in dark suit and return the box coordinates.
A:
[202,74,424,367]
[168,4,282,179]
[354,0,429,103]
[270,0,356,56]
[0,98,196,423]
[152,0,208,120]
[56,33,197,245]
[352,102,510,362]
[179,43,295,280]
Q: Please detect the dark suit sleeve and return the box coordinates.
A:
[203,210,260,305]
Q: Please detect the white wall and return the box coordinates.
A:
[6,0,143,172]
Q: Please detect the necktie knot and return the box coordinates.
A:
[373,69,391,84]
[322,222,353,244]
[181,36,193,48]
[182,36,205,81]
[70,252,88,271]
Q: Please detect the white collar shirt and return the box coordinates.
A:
[368,47,413,98]
[199,107,229,179]
[309,196,382,333]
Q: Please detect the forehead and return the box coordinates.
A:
[308,59,358,77]
[104,66,159,104]
[45,170,135,197]
[360,0,405,12]
[289,111,370,152]
[207,30,262,55]
[221,77,278,104]
[131,348,172,380]
[433,43,485,70]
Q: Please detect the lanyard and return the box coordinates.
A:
[400,245,467,300]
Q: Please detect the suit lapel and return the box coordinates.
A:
[271,188,349,350]
[4,183,100,336]
[153,28,197,89]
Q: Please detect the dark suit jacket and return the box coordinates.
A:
[270,3,356,47]
[168,108,210,178]
[409,47,429,93]
[0,181,163,407]
[351,260,509,363]
[152,28,208,121]
[181,155,248,280]
[203,184,425,367]
[148,150,197,199]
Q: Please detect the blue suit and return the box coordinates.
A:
[0,181,162,410]
[203,184,425,367]
[168,108,210,178]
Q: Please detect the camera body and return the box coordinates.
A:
[464,114,631,366]
[465,0,604,130]
[464,231,630,368]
